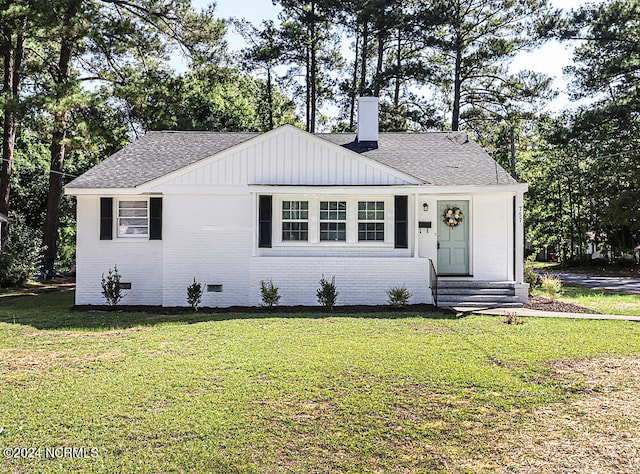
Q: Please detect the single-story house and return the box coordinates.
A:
[65,97,528,308]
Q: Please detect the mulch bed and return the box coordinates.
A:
[525,295,599,314]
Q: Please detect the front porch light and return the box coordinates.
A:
[423,202,429,212]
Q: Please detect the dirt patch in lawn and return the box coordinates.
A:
[525,294,597,313]
[488,356,640,473]
[0,348,124,378]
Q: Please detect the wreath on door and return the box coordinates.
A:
[443,206,464,227]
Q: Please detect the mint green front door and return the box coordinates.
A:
[437,200,470,275]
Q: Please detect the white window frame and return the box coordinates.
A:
[281,200,309,241]
[116,198,149,239]
[271,195,394,248]
[357,201,385,241]
[319,200,347,242]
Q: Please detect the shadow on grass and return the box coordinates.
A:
[0,291,460,331]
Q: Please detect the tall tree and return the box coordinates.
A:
[427,0,553,131]
[560,0,640,108]
[275,0,341,132]
[235,19,285,131]
[36,0,224,274]
[0,0,28,246]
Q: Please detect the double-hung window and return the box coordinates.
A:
[358,201,385,241]
[282,200,308,241]
[117,200,148,237]
[319,201,346,241]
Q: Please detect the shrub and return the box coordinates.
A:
[187,278,203,312]
[101,265,125,307]
[316,275,338,310]
[387,285,411,308]
[0,214,42,287]
[540,274,562,300]
[523,262,539,293]
[260,279,281,308]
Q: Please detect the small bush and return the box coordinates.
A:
[187,278,203,312]
[260,279,281,308]
[101,265,125,308]
[504,312,524,325]
[387,285,411,308]
[540,274,562,300]
[317,275,338,310]
[523,262,540,293]
[0,214,42,287]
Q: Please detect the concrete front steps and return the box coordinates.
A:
[436,280,524,309]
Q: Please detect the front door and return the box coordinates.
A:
[437,200,469,275]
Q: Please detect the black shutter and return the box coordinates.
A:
[100,197,113,240]
[258,195,272,248]
[149,197,163,240]
[394,195,408,249]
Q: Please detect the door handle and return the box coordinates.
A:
[437,241,440,249]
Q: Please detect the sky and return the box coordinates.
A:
[187,0,600,117]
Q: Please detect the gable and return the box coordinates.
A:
[150,126,419,188]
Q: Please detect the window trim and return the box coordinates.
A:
[281,200,309,242]
[319,200,347,242]
[116,198,149,239]
[357,200,386,242]
[270,196,396,248]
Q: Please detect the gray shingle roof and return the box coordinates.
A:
[66,128,517,189]
[66,131,259,189]
[318,132,517,185]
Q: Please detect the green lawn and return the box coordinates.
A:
[533,284,640,316]
[1,291,640,472]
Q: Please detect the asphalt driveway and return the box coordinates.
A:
[540,271,640,295]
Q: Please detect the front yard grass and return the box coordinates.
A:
[1,291,640,472]
[532,284,640,316]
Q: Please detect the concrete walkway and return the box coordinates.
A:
[537,271,640,295]
[471,306,640,322]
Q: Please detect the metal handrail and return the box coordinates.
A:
[429,259,438,308]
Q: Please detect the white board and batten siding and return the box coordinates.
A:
[472,193,514,281]
[154,127,415,189]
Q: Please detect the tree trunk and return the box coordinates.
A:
[452,45,462,131]
[42,39,73,275]
[0,28,24,247]
[359,19,368,96]
[309,3,317,133]
[394,29,401,107]
[373,30,385,97]
[266,66,274,130]
[349,28,360,131]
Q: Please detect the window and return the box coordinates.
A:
[117,200,148,237]
[282,201,308,241]
[358,201,385,241]
[320,201,346,241]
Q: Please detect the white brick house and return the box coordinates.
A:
[65,97,528,308]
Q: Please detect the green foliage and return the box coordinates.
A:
[187,278,203,312]
[386,285,412,308]
[540,274,562,300]
[316,275,338,310]
[0,213,42,287]
[524,262,540,293]
[260,279,281,308]
[101,265,125,308]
